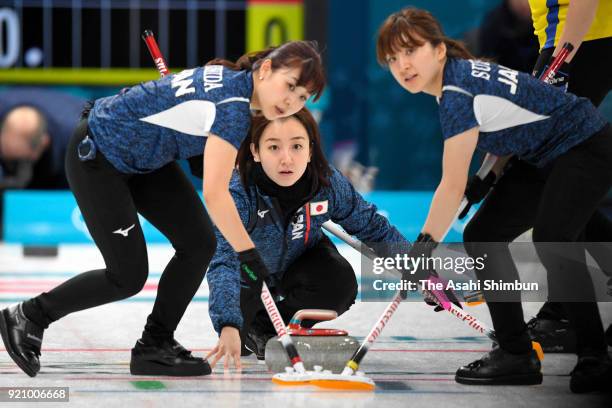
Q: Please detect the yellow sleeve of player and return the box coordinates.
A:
[529,0,612,50]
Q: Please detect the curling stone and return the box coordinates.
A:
[265,309,360,373]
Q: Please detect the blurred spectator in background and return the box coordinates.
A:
[331,140,378,193]
[0,88,85,190]
[468,0,540,73]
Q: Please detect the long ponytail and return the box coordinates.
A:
[207,47,276,71]
[444,38,474,60]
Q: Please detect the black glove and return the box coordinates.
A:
[400,233,438,300]
[238,248,270,296]
[238,248,271,329]
[458,170,496,220]
[400,234,463,312]
[533,60,570,91]
[422,276,463,312]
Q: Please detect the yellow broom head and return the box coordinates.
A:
[271,366,375,391]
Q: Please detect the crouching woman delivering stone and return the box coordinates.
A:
[204,108,414,368]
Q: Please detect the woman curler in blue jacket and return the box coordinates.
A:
[205,108,413,368]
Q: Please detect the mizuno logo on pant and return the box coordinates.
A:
[113,224,135,237]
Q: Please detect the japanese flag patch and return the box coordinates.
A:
[310,200,328,216]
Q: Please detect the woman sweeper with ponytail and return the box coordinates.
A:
[0,41,325,377]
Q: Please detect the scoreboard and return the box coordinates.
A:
[0,0,304,85]
[0,0,247,69]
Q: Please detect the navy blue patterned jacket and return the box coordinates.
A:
[207,166,409,334]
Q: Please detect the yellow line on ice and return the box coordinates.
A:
[0,68,180,85]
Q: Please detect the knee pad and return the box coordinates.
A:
[106,264,148,298]
[177,230,217,267]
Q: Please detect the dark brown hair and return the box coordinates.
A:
[207,41,325,102]
[376,7,474,66]
[236,108,331,188]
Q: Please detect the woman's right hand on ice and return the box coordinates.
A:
[206,326,243,371]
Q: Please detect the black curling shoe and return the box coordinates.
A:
[244,328,275,361]
[455,347,542,385]
[130,338,211,376]
[527,316,576,353]
[0,303,44,377]
[570,355,612,394]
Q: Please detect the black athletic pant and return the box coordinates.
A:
[248,235,358,335]
[464,125,612,356]
[534,37,612,320]
[24,120,216,340]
